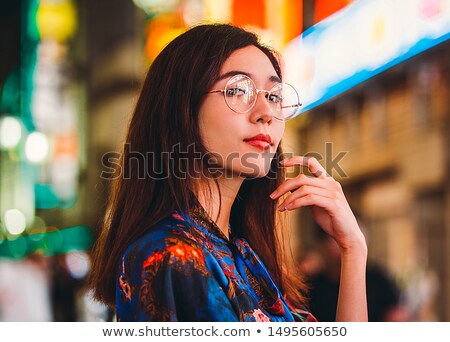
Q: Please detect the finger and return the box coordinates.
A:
[278,185,335,211]
[270,174,328,199]
[281,156,330,179]
[282,193,334,212]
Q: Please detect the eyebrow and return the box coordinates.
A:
[216,70,281,84]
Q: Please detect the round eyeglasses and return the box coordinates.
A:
[208,74,302,121]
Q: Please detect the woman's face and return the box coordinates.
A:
[198,45,285,179]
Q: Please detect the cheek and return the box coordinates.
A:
[198,101,218,143]
[198,100,236,149]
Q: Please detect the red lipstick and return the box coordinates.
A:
[243,134,272,150]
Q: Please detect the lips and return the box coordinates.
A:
[243,134,272,150]
[243,134,272,144]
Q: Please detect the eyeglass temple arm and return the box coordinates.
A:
[281,103,303,109]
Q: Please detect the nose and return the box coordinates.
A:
[250,91,273,124]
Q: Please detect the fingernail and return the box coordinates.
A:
[278,204,285,211]
[270,191,278,199]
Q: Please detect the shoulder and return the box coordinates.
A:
[116,213,215,321]
[120,212,208,278]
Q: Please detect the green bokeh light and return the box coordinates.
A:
[0,225,93,259]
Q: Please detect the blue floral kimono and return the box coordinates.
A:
[116,195,316,322]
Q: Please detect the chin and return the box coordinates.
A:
[237,165,272,179]
[239,152,275,176]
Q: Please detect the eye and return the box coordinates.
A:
[225,87,247,97]
[268,93,283,104]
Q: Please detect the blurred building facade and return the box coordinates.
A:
[295,42,450,321]
[285,1,450,321]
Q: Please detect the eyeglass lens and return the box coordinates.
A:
[224,75,301,120]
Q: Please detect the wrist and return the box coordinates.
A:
[340,235,368,259]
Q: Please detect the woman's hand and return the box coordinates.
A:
[270,155,368,321]
[269,156,366,252]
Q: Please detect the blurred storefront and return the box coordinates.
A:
[0,0,102,321]
[283,0,450,321]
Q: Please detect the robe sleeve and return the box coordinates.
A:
[116,238,239,322]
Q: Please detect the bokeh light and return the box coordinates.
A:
[27,216,47,242]
[37,0,77,42]
[4,209,27,235]
[65,251,90,279]
[25,131,49,163]
[0,116,22,149]
[7,235,28,259]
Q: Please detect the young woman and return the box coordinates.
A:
[88,23,367,322]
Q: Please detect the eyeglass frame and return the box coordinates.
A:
[207,74,302,121]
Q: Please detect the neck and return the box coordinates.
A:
[194,177,244,239]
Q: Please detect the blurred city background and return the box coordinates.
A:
[0,0,449,322]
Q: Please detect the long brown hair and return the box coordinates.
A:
[88,23,308,309]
